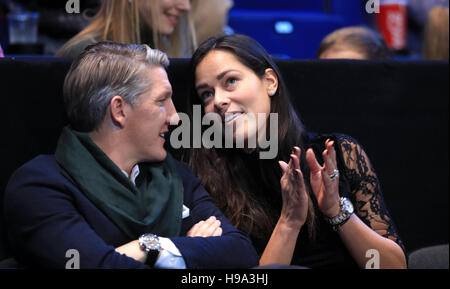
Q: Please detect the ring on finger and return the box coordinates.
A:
[329,169,339,181]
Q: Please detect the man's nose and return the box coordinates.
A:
[177,0,191,12]
[166,98,180,125]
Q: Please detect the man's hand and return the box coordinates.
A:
[187,216,222,237]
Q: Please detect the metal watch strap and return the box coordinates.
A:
[331,214,352,231]
[325,197,354,231]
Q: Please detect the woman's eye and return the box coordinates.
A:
[200,91,213,101]
[226,78,237,86]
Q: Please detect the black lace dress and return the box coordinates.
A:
[245,133,406,269]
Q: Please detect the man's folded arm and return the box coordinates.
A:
[171,162,260,269]
[4,162,149,269]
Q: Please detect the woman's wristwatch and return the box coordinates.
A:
[139,233,161,266]
[324,197,354,231]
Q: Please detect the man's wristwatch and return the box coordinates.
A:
[138,233,161,266]
[324,197,354,231]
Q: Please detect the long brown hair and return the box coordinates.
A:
[56,0,197,58]
[186,34,316,244]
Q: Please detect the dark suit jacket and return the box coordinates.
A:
[3,155,259,269]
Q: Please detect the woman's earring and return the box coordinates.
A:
[269,90,275,96]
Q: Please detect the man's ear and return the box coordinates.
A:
[109,95,127,128]
[264,68,279,97]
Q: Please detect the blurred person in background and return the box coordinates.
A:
[409,0,449,27]
[56,0,196,58]
[423,6,449,60]
[407,0,449,57]
[317,26,390,60]
[192,0,233,45]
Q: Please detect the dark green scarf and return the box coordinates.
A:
[54,126,183,239]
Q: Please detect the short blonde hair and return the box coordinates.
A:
[63,42,169,132]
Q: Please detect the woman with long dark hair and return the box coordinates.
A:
[185,34,407,268]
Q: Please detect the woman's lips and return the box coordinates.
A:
[224,112,243,124]
[165,13,179,25]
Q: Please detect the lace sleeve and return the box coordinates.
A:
[336,135,406,252]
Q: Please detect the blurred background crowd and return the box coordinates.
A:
[0,0,448,60]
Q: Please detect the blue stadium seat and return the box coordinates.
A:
[228,0,369,59]
[232,0,325,11]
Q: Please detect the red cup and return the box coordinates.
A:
[376,0,408,50]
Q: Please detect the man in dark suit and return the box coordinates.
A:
[3,41,259,269]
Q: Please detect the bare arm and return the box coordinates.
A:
[337,214,406,268]
[259,216,303,265]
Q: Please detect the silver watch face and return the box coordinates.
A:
[342,197,354,214]
[139,234,161,251]
[326,197,354,225]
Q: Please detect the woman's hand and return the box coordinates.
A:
[306,139,341,218]
[260,147,310,265]
[278,147,309,228]
[187,216,222,237]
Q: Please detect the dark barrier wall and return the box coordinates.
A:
[0,57,448,261]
